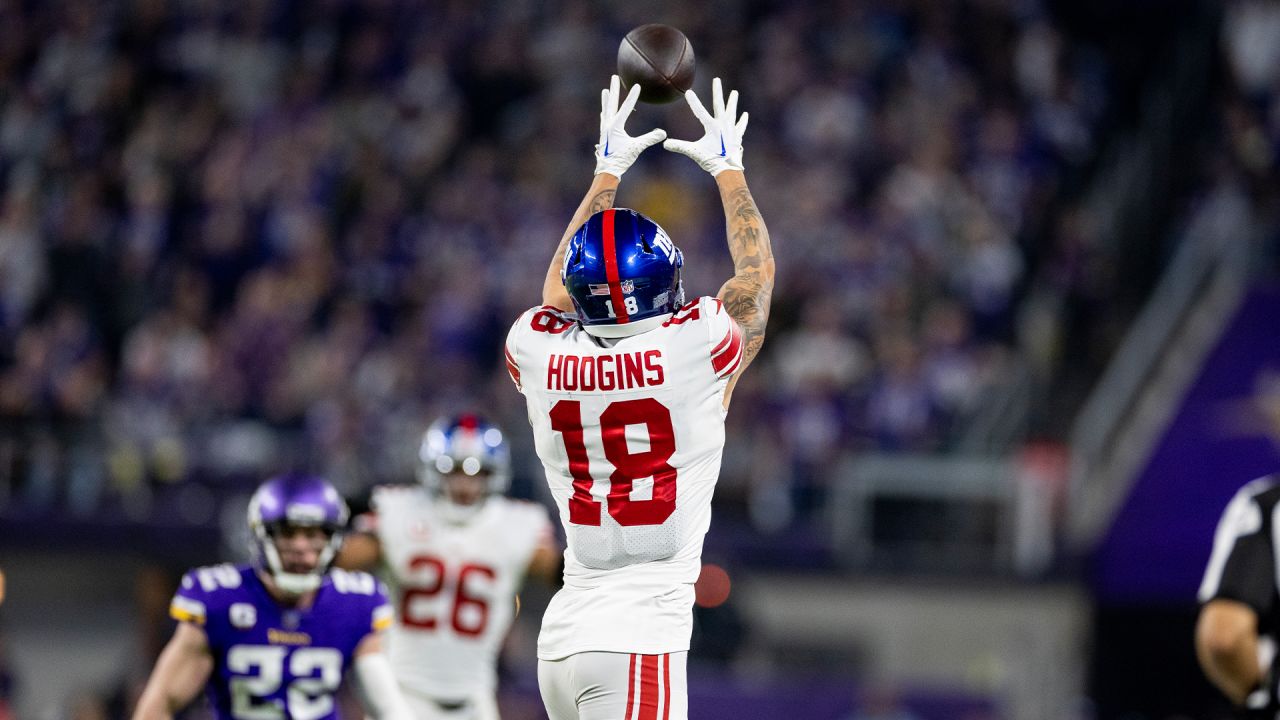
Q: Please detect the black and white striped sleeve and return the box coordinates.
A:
[1199,477,1280,614]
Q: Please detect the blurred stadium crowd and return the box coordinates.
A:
[0,0,1133,532]
[0,0,1278,718]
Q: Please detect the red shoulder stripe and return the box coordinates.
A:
[711,325,734,356]
[719,342,744,377]
[712,321,744,376]
[505,346,522,389]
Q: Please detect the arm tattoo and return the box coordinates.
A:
[586,188,616,215]
[717,180,775,372]
[548,189,616,277]
[544,183,617,309]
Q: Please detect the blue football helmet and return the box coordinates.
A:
[247,473,349,595]
[418,414,511,521]
[562,208,684,337]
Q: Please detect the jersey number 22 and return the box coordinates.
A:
[227,645,340,720]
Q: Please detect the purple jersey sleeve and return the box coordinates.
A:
[170,563,245,626]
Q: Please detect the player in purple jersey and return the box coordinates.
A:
[132,474,413,720]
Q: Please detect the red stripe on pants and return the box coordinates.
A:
[662,653,671,720]
[639,654,659,720]
[624,653,637,720]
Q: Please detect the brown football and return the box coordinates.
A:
[617,24,695,104]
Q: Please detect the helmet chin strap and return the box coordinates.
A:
[260,529,340,596]
[269,567,323,595]
[582,312,670,338]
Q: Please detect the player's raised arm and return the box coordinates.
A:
[543,75,665,311]
[664,78,775,383]
[131,622,214,720]
[713,171,773,375]
[544,175,618,311]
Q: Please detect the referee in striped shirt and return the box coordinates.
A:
[1199,474,1280,717]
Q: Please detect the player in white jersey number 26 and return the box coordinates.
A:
[504,75,775,720]
[338,414,560,720]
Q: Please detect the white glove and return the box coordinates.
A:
[595,75,667,178]
[663,77,749,176]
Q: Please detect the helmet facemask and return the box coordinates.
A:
[247,475,349,596]
[418,416,511,524]
[253,521,344,595]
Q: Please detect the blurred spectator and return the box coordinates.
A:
[0,0,1264,554]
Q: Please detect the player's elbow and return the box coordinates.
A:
[1197,603,1256,660]
[1197,623,1249,667]
[756,259,776,311]
[1196,603,1261,703]
[1197,634,1243,682]
[761,256,776,282]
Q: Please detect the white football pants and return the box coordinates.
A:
[538,651,688,720]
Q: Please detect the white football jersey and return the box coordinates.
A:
[369,485,554,697]
[505,296,744,659]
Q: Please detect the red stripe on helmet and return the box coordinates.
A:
[601,209,630,324]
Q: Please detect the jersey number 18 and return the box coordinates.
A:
[550,398,677,527]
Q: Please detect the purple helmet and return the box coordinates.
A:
[562,208,684,338]
[247,474,349,595]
